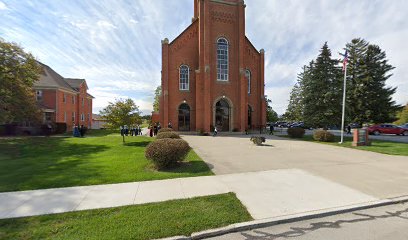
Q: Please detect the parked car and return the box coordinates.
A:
[367,124,408,136]
[400,123,408,129]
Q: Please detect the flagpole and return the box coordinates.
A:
[339,63,347,144]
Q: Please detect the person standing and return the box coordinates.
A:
[153,123,158,136]
[213,126,218,137]
[347,125,352,135]
[149,125,153,137]
[168,121,172,129]
[269,124,274,135]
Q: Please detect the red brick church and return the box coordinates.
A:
[159,0,266,132]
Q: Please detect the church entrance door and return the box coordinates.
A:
[178,103,190,131]
[215,99,230,132]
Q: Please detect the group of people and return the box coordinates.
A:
[73,124,86,137]
[147,121,173,137]
[120,125,142,136]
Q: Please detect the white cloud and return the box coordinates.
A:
[1,0,406,116]
[0,1,8,10]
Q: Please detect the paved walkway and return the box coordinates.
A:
[1,134,407,222]
[182,135,408,199]
[0,169,377,220]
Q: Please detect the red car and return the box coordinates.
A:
[367,124,408,136]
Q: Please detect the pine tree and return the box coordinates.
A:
[285,67,305,122]
[345,38,398,124]
[302,42,342,128]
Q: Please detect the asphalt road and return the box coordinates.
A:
[273,128,408,143]
[208,202,408,240]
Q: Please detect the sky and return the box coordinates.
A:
[1,0,407,115]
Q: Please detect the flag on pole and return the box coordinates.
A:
[342,50,348,71]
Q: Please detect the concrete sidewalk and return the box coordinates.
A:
[0,169,378,220]
[183,135,408,199]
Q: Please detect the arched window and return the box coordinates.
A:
[179,65,189,90]
[246,69,251,94]
[217,38,229,81]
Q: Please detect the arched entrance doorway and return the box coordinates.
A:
[215,99,230,132]
[178,103,190,131]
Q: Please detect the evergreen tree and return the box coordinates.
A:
[302,42,342,128]
[345,38,398,124]
[285,67,305,122]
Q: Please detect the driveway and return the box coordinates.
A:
[182,135,408,199]
[274,128,408,143]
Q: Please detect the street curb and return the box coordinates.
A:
[157,196,408,240]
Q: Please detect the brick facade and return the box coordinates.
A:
[160,0,266,132]
[34,63,93,131]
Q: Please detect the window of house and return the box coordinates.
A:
[217,38,229,81]
[81,113,85,122]
[72,112,75,122]
[36,90,43,101]
[179,65,189,90]
[63,93,66,103]
[45,112,52,121]
[64,112,67,122]
[72,95,76,104]
[246,69,251,94]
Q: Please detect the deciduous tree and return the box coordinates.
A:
[0,39,41,124]
[99,98,141,129]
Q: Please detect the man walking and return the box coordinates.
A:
[269,124,274,135]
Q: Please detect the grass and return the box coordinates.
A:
[281,134,408,156]
[0,193,252,240]
[0,130,213,192]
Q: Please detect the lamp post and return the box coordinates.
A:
[339,50,348,144]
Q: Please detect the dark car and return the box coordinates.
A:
[367,124,408,136]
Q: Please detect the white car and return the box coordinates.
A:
[400,123,408,129]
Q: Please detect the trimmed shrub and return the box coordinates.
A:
[313,130,335,142]
[287,127,305,138]
[250,136,266,145]
[157,127,173,134]
[145,139,191,169]
[156,131,180,139]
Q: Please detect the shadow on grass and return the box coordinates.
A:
[163,161,213,174]
[124,141,151,147]
[0,137,110,192]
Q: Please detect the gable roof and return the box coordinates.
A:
[65,78,88,90]
[34,62,76,93]
[33,62,92,96]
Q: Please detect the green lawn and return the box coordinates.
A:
[0,130,213,192]
[281,134,408,156]
[0,193,252,240]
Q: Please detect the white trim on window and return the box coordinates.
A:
[217,37,229,81]
[179,65,190,90]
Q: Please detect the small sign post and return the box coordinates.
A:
[352,129,370,147]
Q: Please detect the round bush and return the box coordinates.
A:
[250,136,266,145]
[156,131,180,139]
[287,127,305,138]
[157,127,173,134]
[313,130,335,142]
[145,139,191,169]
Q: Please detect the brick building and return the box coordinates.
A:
[159,0,266,132]
[33,63,94,131]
